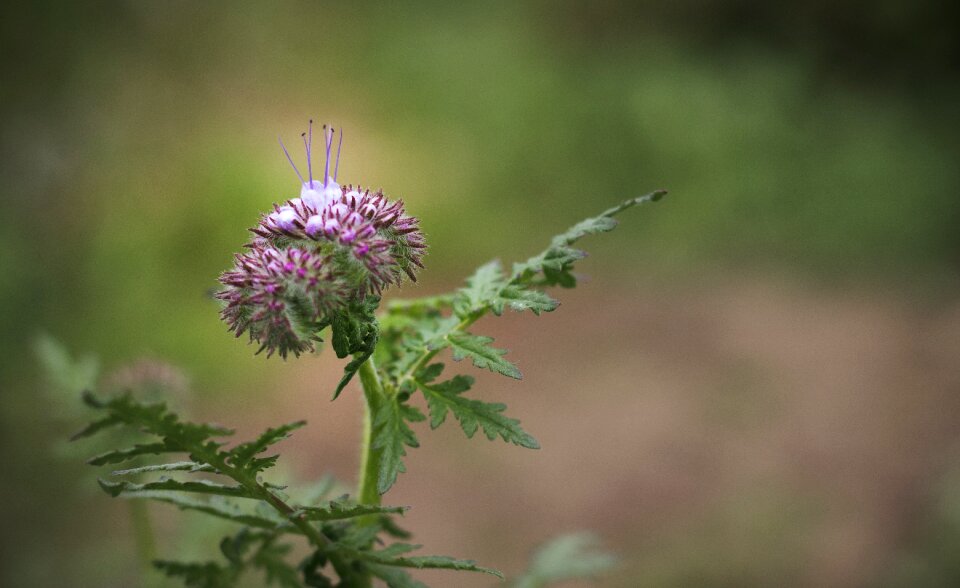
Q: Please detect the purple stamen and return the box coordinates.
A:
[278,136,305,184]
[334,128,343,182]
[307,119,314,185]
[301,132,310,182]
[323,125,333,186]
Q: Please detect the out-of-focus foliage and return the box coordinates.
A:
[512,533,617,588]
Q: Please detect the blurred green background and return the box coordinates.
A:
[3,1,960,586]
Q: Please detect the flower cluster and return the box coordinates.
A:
[217,122,425,358]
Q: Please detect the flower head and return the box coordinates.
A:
[217,121,425,358]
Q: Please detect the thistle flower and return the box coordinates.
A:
[217,122,426,358]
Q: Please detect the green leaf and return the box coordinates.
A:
[219,529,256,564]
[78,392,244,479]
[87,442,178,466]
[70,414,123,441]
[419,371,539,449]
[111,461,215,476]
[98,478,253,499]
[334,332,377,400]
[551,191,666,247]
[512,533,617,588]
[251,541,301,587]
[372,398,425,494]
[154,560,236,588]
[453,260,507,318]
[343,543,504,579]
[34,334,100,400]
[512,191,666,288]
[496,286,559,316]
[447,332,521,379]
[453,259,559,318]
[386,294,455,316]
[84,391,234,437]
[299,550,335,588]
[367,564,429,588]
[228,421,306,474]
[296,498,406,521]
[127,492,285,530]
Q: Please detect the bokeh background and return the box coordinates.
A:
[3,1,960,586]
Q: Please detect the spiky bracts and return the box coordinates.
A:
[217,246,351,358]
[216,123,425,358]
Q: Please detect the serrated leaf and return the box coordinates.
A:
[453,260,507,318]
[339,522,384,551]
[453,260,560,318]
[296,499,406,521]
[98,478,253,499]
[551,191,666,247]
[372,398,425,494]
[154,560,236,588]
[379,514,413,539]
[333,332,377,400]
[415,362,445,383]
[133,492,284,530]
[342,543,503,579]
[80,392,234,449]
[228,421,306,474]
[512,532,618,588]
[299,550,335,588]
[420,375,539,449]
[386,294,455,316]
[447,332,521,379]
[70,414,123,441]
[252,542,301,587]
[87,442,177,466]
[497,286,559,316]
[512,191,666,288]
[112,461,215,476]
[219,531,251,564]
[367,564,430,588]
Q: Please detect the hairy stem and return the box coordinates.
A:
[357,356,385,508]
[355,356,388,588]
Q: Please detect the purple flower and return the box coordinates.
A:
[217,121,427,358]
[217,245,351,358]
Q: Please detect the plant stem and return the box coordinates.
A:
[355,356,388,588]
[129,499,157,587]
[357,357,385,508]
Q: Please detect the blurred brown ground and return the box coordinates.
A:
[193,276,960,587]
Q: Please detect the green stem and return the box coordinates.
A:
[129,499,158,587]
[355,357,388,588]
[357,357,385,508]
